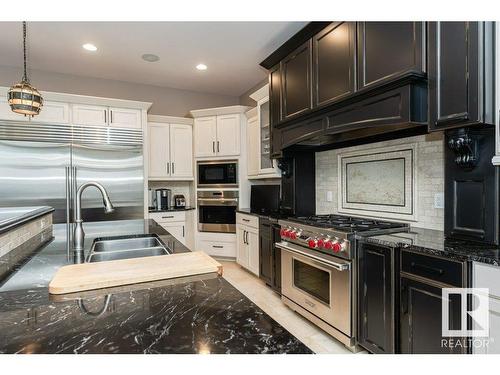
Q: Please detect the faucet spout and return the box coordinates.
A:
[73,182,115,253]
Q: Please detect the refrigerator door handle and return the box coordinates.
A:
[65,166,71,224]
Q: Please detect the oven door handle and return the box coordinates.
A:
[197,198,238,206]
[276,242,350,272]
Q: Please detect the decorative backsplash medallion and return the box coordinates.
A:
[338,144,417,221]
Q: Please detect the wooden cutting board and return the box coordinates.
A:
[49,251,222,295]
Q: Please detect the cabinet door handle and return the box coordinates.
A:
[212,141,215,153]
[182,225,185,238]
[104,110,107,124]
[110,110,113,123]
[166,162,170,174]
[172,162,175,175]
[212,245,224,249]
[217,141,220,153]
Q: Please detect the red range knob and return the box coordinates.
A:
[317,238,325,248]
[290,231,297,240]
[332,242,342,253]
[323,241,332,250]
[280,228,286,237]
[308,239,317,248]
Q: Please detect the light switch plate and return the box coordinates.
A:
[434,192,444,209]
[326,191,333,202]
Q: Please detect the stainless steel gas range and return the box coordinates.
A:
[276,214,408,351]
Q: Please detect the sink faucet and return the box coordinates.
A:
[73,182,115,253]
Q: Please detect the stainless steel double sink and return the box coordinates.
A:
[86,234,170,263]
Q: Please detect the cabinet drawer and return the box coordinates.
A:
[149,211,186,223]
[401,250,464,287]
[236,213,258,229]
[473,262,500,298]
[198,239,236,258]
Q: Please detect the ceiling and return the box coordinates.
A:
[0,22,307,97]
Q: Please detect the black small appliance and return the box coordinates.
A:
[250,184,280,215]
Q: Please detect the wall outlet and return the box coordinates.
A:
[326,191,333,202]
[434,193,444,209]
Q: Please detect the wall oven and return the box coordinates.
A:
[197,191,238,233]
[277,241,353,347]
[197,161,238,188]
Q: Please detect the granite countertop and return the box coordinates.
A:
[148,207,195,213]
[359,227,500,266]
[0,219,311,354]
[237,208,287,221]
[0,206,54,235]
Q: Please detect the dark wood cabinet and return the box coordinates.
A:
[269,64,282,128]
[428,22,495,131]
[312,22,356,107]
[445,127,500,244]
[358,243,398,354]
[400,277,466,354]
[400,250,469,354]
[259,220,273,285]
[281,41,312,120]
[357,22,425,90]
[259,218,282,294]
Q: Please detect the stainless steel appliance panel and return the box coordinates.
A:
[0,140,71,224]
[278,241,352,336]
[71,143,144,222]
[197,190,238,233]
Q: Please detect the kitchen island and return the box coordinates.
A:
[0,219,311,354]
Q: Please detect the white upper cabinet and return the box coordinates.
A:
[247,85,281,179]
[169,123,193,178]
[148,122,170,178]
[73,105,142,129]
[191,106,249,159]
[216,114,241,156]
[72,104,108,126]
[34,101,70,124]
[194,116,217,157]
[108,107,142,129]
[247,114,259,176]
[0,86,151,129]
[147,117,194,181]
[0,95,69,124]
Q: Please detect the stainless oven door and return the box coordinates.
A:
[197,196,238,233]
[278,241,351,336]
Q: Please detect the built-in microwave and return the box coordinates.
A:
[197,161,238,188]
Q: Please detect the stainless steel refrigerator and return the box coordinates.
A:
[0,121,144,227]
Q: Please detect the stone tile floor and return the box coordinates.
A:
[220,260,362,354]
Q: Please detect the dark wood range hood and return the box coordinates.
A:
[260,22,495,156]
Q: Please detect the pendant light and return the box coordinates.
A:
[8,21,43,117]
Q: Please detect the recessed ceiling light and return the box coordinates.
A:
[196,63,208,71]
[82,43,97,52]
[142,54,160,63]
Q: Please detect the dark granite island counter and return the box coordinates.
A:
[0,219,311,354]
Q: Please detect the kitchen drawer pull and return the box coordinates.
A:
[162,216,174,219]
[212,245,224,249]
[242,218,250,222]
[410,262,444,276]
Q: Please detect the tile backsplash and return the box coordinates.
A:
[315,133,444,230]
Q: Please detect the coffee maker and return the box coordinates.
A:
[155,189,172,211]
